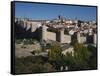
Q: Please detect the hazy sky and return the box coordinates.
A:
[15,2,97,21]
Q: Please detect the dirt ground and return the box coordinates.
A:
[15,43,41,58]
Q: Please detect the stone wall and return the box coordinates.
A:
[17,20,41,32]
[63,35,71,43]
[46,31,56,41]
[16,19,71,44]
[46,31,71,43]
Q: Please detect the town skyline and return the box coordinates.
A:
[15,2,97,21]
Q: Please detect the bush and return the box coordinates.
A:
[15,56,54,74]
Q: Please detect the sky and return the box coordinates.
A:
[15,2,97,21]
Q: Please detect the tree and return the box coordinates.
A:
[73,43,92,70]
[61,53,76,71]
[87,45,97,69]
[48,42,62,70]
[48,42,62,62]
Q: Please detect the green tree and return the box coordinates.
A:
[48,42,62,70]
[73,43,92,70]
[48,42,62,62]
[87,45,97,69]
